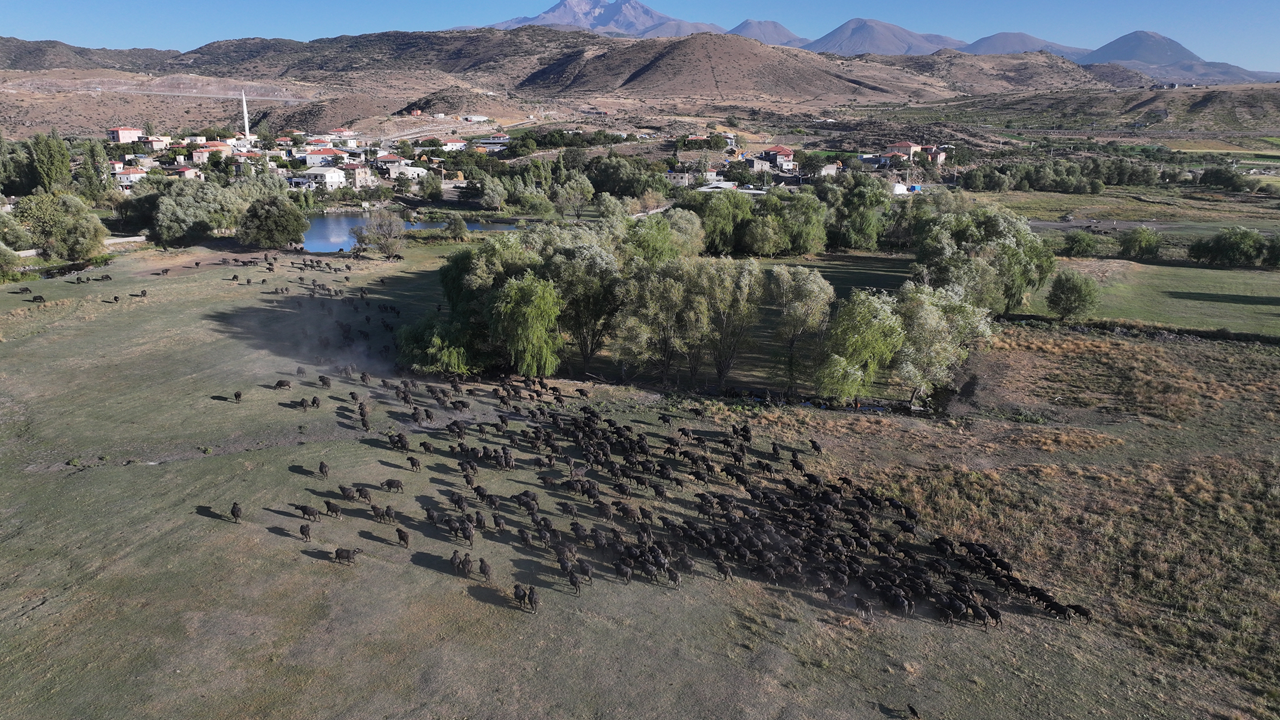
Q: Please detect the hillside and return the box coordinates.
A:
[515,32,927,105]
[859,49,1126,96]
[0,36,177,72]
[960,32,1091,61]
[804,19,964,56]
[637,21,725,39]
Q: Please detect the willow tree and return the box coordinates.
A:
[815,290,903,401]
[770,265,835,392]
[704,258,765,387]
[491,271,563,378]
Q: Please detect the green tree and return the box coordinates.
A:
[26,130,72,192]
[770,265,835,391]
[894,282,992,404]
[143,120,157,136]
[594,192,628,220]
[491,271,563,377]
[697,190,754,254]
[914,206,1055,315]
[74,140,111,203]
[0,240,21,276]
[0,212,34,251]
[552,172,595,219]
[704,258,765,387]
[12,193,107,260]
[1046,269,1101,320]
[781,193,828,255]
[1117,226,1161,259]
[815,290,904,400]
[741,215,788,257]
[418,173,444,201]
[444,212,468,240]
[547,243,623,372]
[616,258,709,385]
[350,208,406,257]
[662,208,705,257]
[237,195,309,249]
[1060,229,1098,257]
[393,174,413,194]
[1188,226,1266,266]
[627,215,681,263]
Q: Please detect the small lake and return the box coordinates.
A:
[302,214,518,253]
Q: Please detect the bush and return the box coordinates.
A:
[1117,226,1161,259]
[1046,269,1101,320]
[1060,230,1098,257]
[1187,226,1266,266]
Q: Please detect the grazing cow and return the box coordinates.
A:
[17,287,31,294]
[319,375,331,389]
[407,456,421,473]
[396,527,409,548]
[1067,604,1093,623]
[382,478,405,493]
[230,502,243,523]
[234,391,242,403]
[299,524,312,542]
[333,547,363,565]
[31,296,45,303]
[275,380,292,390]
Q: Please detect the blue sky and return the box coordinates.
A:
[7,0,1278,71]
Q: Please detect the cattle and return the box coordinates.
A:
[479,558,493,583]
[234,391,242,403]
[333,547,363,565]
[513,583,528,609]
[396,527,410,548]
[527,586,540,614]
[230,502,242,523]
[319,375,331,389]
[407,456,421,473]
[294,504,322,523]
[299,524,312,542]
[382,478,405,493]
[113,296,120,303]
[17,287,31,294]
[296,366,306,377]
[319,461,330,479]
[322,500,343,519]
[1067,604,1093,623]
[275,380,292,390]
[31,295,45,303]
[140,290,147,297]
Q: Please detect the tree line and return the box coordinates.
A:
[397,203,1055,403]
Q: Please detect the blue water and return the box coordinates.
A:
[302,214,517,253]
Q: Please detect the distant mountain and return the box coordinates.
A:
[493,0,677,36]
[921,34,968,50]
[638,21,725,39]
[0,35,177,72]
[727,20,809,48]
[803,19,965,56]
[961,32,1091,61]
[1078,31,1201,66]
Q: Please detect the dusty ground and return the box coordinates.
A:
[0,244,1276,720]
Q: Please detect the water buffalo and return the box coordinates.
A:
[230,502,242,523]
[274,380,292,390]
[299,524,312,542]
[382,478,405,493]
[234,391,242,403]
[333,547,363,564]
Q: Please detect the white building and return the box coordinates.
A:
[300,167,347,190]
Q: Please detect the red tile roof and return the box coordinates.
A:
[764,145,793,154]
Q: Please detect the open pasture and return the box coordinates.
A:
[0,245,1276,719]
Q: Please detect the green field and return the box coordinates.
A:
[1029,259,1280,335]
[2,243,1279,719]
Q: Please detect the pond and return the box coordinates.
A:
[302,214,518,253]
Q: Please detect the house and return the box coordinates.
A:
[762,145,795,163]
[113,167,147,190]
[305,138,334,149]
[329,128,355,137]
[141,136,171,151]
[817,163,840,177]
[182,136,207,145]
[386,165,429,181]
[108,160,124,173]
[300,167,347,190]
[107,127,144,144]
[168,166,203,180]
[461,115,489,123]
[191,148,225,165]
[305,148,346,167]
[339,163,377,189]
[476,133,510,150]
[885,141,923,157]
[745,157,774,173]
[374,154,410,167]
[439,140,467,152]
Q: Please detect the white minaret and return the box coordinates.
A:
[241,91,251,140]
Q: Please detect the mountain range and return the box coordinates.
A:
[490,0,1279,81]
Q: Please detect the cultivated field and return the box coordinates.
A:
[0,244,1277,720]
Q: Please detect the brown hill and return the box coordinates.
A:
[858,49,1125,95]
[516,32,942,106]
[0,36,177,72]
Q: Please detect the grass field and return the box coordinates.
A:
[1,243,1278,720]
[1029,259,1280,335]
